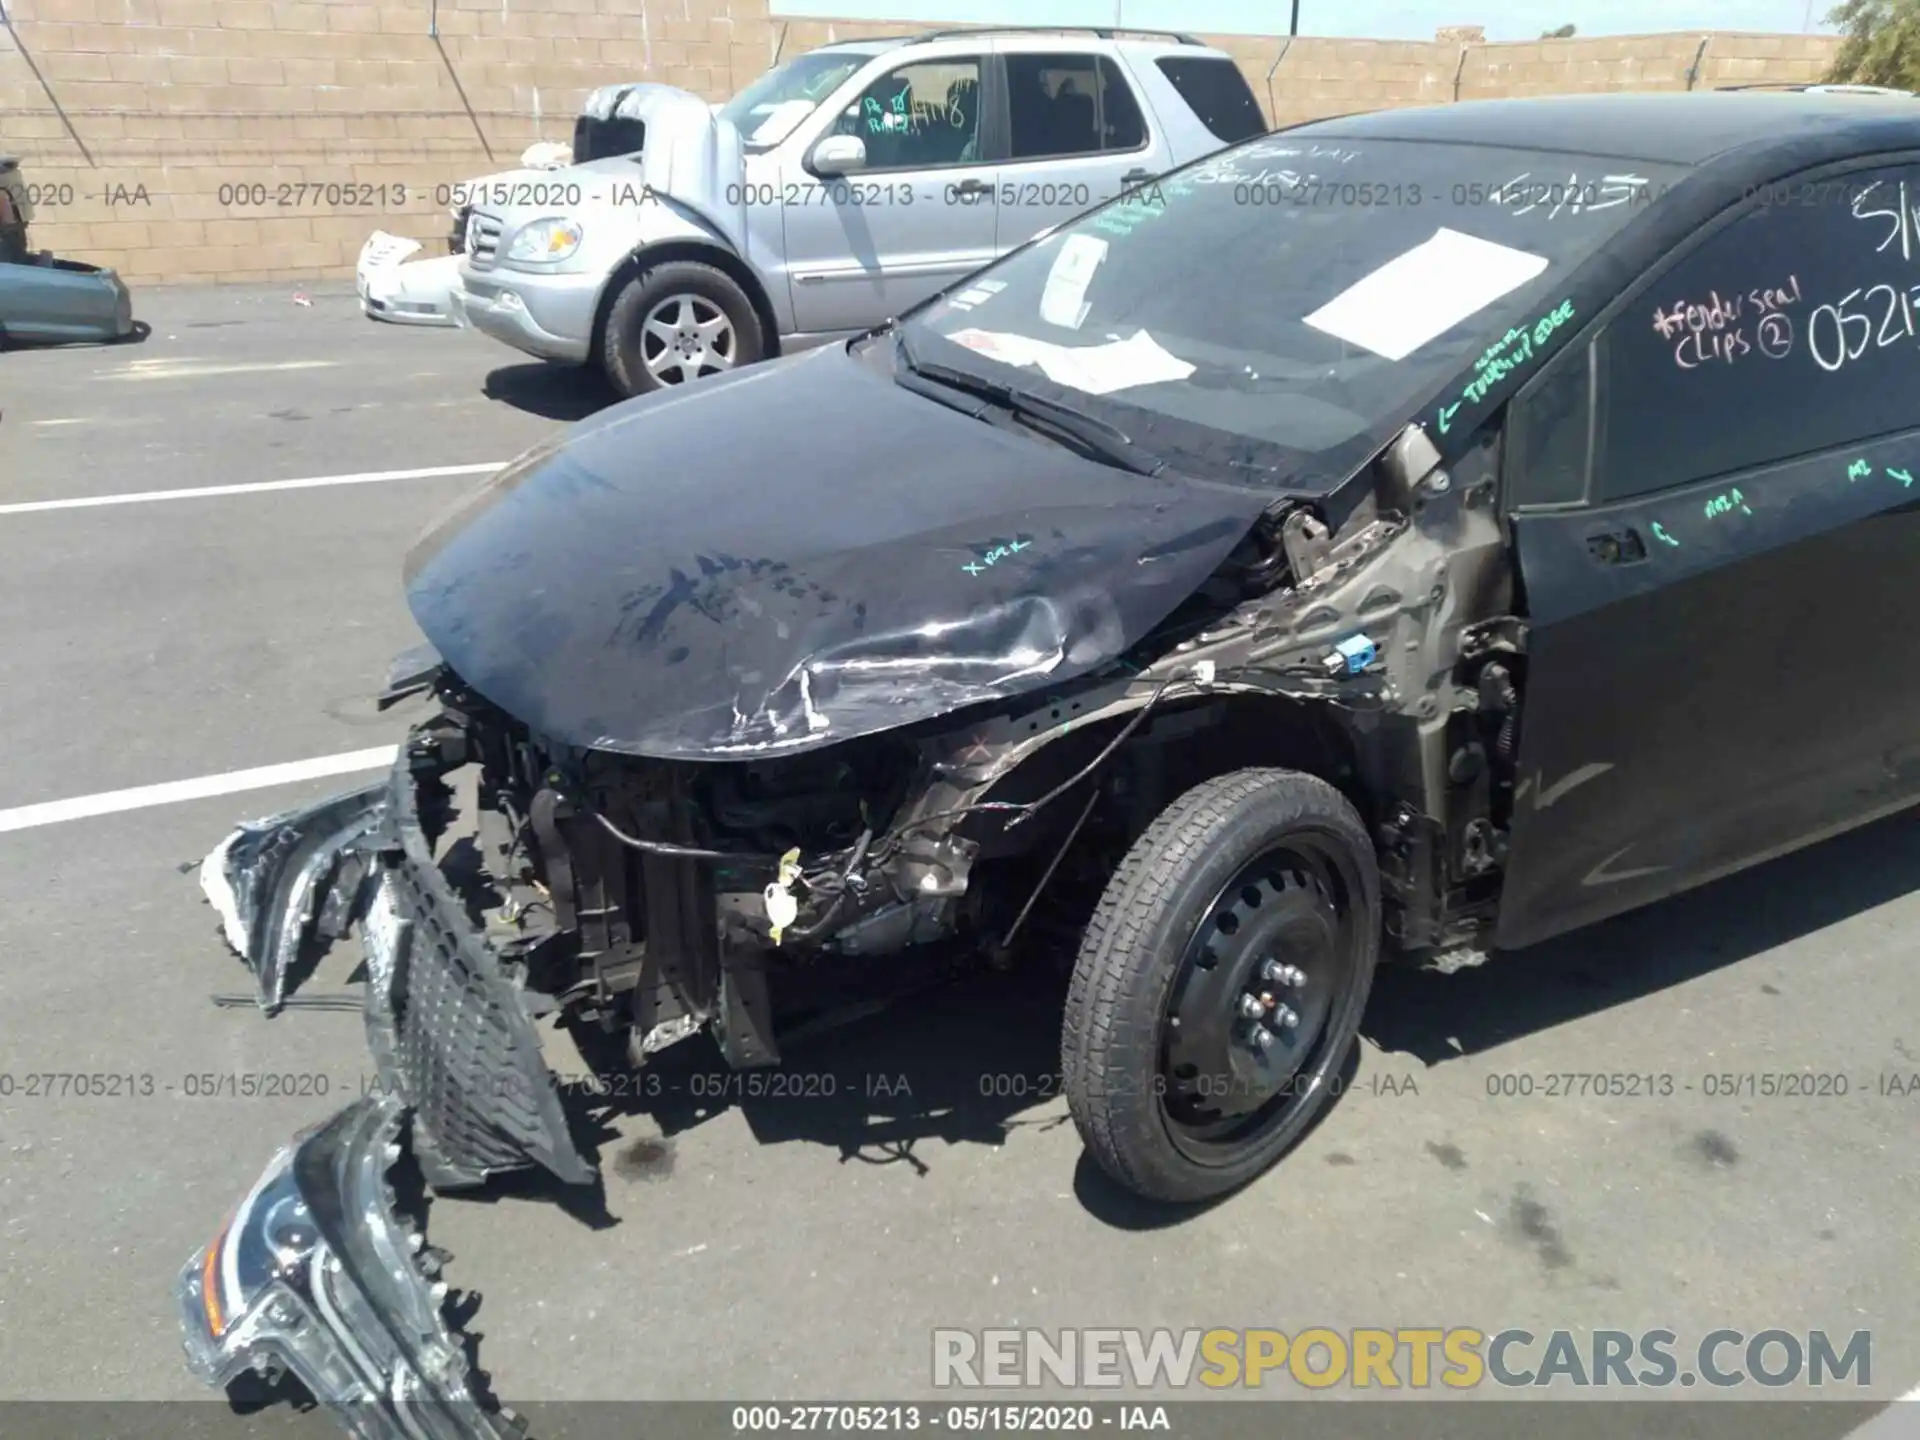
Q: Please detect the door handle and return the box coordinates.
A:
[1121,168,1155,188]
[950,178,991,196]
[1586,526,1648,565]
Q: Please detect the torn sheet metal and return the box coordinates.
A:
[200,784,386,1014]
[402,343,1271,760]
[175,1095,522,1439]
[199,756,593,1190]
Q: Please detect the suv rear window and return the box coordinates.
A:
[1156,56,1266,144]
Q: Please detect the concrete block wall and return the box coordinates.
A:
[0,1,1844,284]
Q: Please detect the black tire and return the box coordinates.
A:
[600,259,763,399]
[1062,768,1380,1203]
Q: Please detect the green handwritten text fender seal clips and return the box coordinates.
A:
[1435,300,1576,437]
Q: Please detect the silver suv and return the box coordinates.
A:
[457,27,1267,396]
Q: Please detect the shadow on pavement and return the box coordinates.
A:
[481,359,619,422]
[1364,804,1920,1065]
[463,803,1920,1229]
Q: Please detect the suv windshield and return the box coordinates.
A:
[899,137,1689,489]
[721,52,869,149]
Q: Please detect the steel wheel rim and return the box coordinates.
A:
[1156,833,1364,1166]
[639,293,736,384]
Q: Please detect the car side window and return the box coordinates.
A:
[830,58,984,171]
[1593,163,1920,502]
[1507,342,1594,508]
[1005,54,1148,161]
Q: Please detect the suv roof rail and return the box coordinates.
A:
[1717,81,1916,95]
[899,25,1204,46]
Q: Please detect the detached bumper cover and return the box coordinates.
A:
[357,233,464,327]
[199,751,593,1191]
[176,1095,517,1439]
[0,252,135,343]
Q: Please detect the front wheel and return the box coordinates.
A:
[600,260,764,398]
[1062,768,1380,1203]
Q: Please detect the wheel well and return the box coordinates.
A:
[588,242,783,366]
[965,692,1368,860]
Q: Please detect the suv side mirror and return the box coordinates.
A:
[810,134,869,175]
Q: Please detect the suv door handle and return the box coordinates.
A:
[1586,526,1648,565]
[1121,168,1155,187]
[950,178,991,197]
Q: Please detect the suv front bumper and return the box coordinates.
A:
[458,266,599,363]
[175,1095,517,1439]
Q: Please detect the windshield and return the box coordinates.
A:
[720,52,868,149]
[898,137,1689,489]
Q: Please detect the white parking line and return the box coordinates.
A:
[1845,1383,1920,1437]
[104,359,342,380]
[0,462,502,515]
[0,747,398,833]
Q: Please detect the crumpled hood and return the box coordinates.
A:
[403,345,1271,760]
[494,85,746,246]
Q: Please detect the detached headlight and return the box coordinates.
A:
[506,216,583,262]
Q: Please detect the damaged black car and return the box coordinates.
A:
[182,91,1920,1430]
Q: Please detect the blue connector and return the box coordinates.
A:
[1323,634,1377,676]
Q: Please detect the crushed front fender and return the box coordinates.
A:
[175,1095,521,1439]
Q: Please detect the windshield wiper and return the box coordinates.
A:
[893,329,1165,477]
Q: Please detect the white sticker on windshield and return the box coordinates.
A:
[942,328,1192,396]
[1039,234,1107,330]
[1302,227,1550,362]
[1037,330,1194,395]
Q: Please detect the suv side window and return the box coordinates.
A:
[1154,56,1267,145]
[1593,163,1920,501]
[1005,54,1147,161]
[831,57,984,171]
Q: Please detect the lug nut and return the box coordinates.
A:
[1237,993,1267,1020]
[1251,1027,1276,1051]
[1270,1005,1300,1030]
[1262,959,1307,987]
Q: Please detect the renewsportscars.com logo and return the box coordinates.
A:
[932,1328,1873,1391]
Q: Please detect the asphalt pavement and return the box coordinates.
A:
[0,283,1915,1435]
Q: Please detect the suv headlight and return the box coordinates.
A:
[506,216,584,262]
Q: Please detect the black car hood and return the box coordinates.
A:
[403,344,1270,760]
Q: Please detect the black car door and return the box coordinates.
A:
[1494,155,1920,951]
